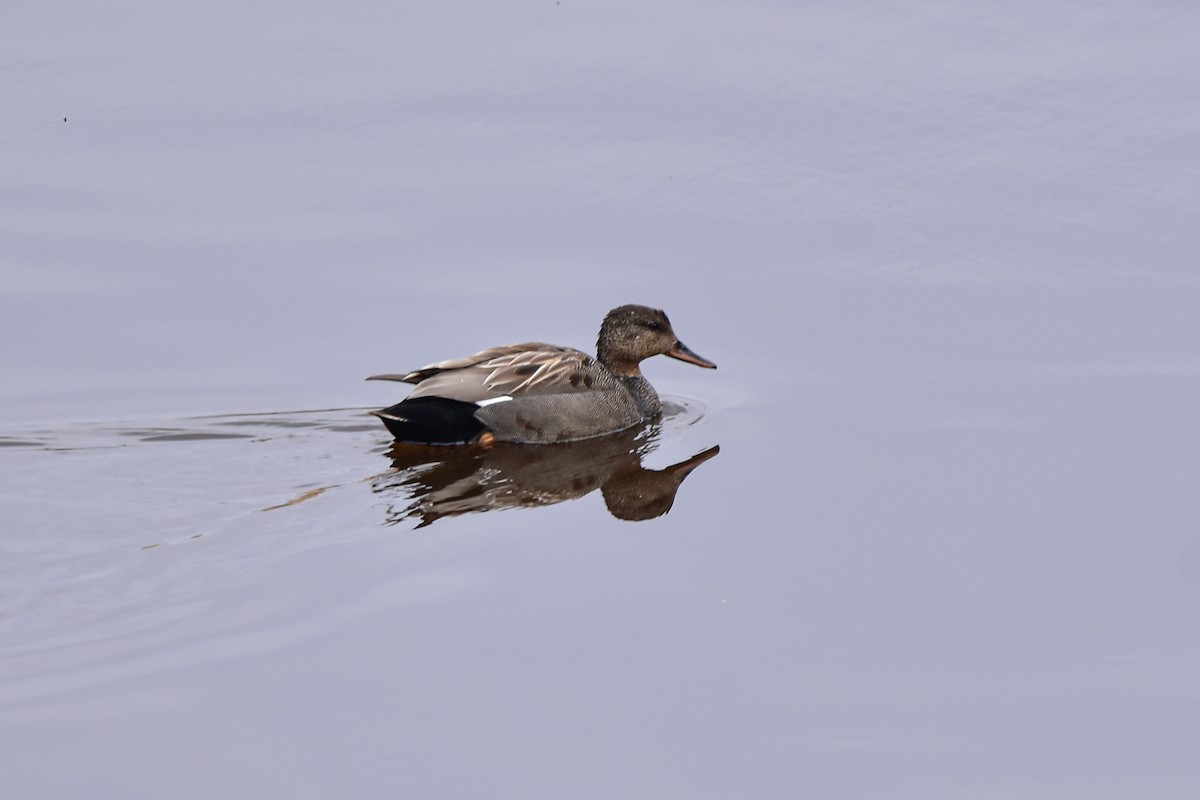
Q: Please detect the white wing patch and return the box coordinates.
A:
[476,395,514,407]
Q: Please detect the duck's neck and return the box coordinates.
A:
[597,349,662,418]
[596,339,628,373]
[620,373,662,418]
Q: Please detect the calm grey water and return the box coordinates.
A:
[4,2,1200,798]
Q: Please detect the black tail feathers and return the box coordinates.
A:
[374,397,487,444]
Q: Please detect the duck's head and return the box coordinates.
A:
[596,304,717,375]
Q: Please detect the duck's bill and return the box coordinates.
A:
[666,341,717,369]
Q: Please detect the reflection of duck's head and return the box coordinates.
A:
[601,445,720,521]
[374,427,719,528]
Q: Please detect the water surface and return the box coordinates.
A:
[3,2,1200,798]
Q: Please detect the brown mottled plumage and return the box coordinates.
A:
[368,305,716,444]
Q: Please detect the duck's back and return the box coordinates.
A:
[406,343,591,403]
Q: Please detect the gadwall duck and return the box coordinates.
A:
[368,304,716,444]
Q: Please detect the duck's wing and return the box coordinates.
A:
[374,343,601,404]
[475,389,644,443]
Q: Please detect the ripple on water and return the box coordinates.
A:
[0,401,722,704]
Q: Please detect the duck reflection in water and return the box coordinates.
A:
[372,425,718,528]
